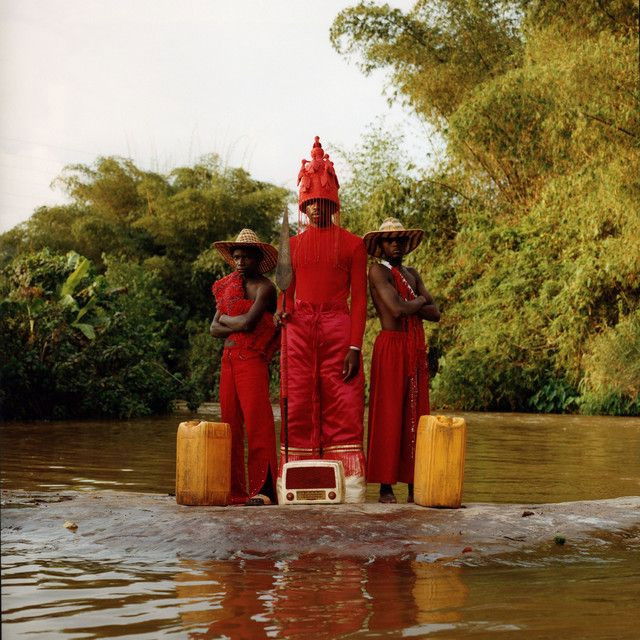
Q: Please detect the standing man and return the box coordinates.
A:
[363,218,440,503]
[276,136,368,503]
[211,229,279,506]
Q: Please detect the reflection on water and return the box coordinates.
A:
[412,561,468,627]
[1,555,180,639]
[1,411,639,503]
[4,551,638,639]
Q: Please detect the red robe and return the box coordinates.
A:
[212,272,278,503]
[366,265,430,485]
[280,225,368,502]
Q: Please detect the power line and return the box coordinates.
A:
[0,150,66,165]
[0,135,98,157]
[0,191,61,200]
[0,162,61,177]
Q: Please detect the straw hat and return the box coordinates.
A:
[363,218,424,258]
[213,229,278,274]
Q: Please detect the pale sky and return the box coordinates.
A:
[0,0,433,232]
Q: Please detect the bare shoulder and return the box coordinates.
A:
[254,276,276,296]
[369,262,391,284]
[405,266,424,282]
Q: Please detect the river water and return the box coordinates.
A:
[2,411,639,639]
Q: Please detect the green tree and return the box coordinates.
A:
[333,0,639,414]
[0,156,290,412]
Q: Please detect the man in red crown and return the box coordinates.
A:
[276,136,367,503]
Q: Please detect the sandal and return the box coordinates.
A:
[378,492,397,504]
[245,494,273,506]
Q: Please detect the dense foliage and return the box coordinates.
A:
[333,0,639,414]
[1,1,637,417]
[0,250,179,418]
[1,157,288,419]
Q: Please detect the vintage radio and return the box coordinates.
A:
[278,460,345,505]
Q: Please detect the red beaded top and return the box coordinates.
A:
[212,271,278,357]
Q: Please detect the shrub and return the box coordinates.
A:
[0,250,180,419]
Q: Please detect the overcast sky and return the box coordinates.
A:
[0,0,435,232]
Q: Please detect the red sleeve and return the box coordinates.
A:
[349,238,367,348]
[211,275,226,306]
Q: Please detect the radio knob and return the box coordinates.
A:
[286,492,294,501]
[328,491,336,500]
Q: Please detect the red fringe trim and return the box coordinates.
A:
[278,449,365,479]
[322,449,366,478]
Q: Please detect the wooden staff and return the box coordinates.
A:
[275,206,293,463]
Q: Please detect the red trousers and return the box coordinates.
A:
[219,348,277,504]
[280,301,366,502]
[367,330,430,485]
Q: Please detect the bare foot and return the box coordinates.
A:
[379,483,397,504]
[245,494,273,506]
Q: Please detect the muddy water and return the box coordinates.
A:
[2,411,640,639]
[3,549,640,639]
[2,411,639,502]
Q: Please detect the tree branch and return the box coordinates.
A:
[583,112,639,139]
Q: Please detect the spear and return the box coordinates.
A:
[275,205,293,463]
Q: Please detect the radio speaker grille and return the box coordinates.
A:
[286,466,337,489]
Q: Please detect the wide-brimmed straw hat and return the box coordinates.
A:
[213,228,278,274]
[363,218,424,258]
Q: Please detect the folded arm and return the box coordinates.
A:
[369,263,426,319]
[408,267,440,322]
[218,281,276,332]
[210,309,235,338]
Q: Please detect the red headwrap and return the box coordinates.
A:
[295,135,343,263]
[297,136,340,213]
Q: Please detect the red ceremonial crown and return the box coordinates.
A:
[297,136,340,211]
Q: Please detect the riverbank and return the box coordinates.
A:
[3,490,638,563]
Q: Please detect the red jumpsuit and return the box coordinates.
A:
[366,266,430,485]
[212,272,278,504]
[280,225,368,502]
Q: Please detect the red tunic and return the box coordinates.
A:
[212,272,278,357]
[279,225,368,503]
[283,225,367,347]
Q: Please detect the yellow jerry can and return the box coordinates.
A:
[414,415,466,508]
[175,421,231,506]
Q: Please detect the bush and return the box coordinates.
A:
[0,250,180,419]
[184,320,222,410]
[578,311,640,415]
